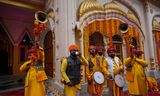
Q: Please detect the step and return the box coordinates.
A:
[0,75,24,92]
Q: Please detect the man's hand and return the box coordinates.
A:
[67,82,73,86]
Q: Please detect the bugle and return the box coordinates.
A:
[35,11,48,23]
[119,23,129,34]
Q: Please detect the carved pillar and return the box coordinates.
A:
[144,2,155,70]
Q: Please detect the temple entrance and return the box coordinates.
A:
[89,32,104,46]
[0,24,13,76]
[44,31,55,78]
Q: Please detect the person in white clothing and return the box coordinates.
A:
[104,46,124,96]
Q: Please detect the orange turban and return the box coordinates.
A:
[68,44,79,51]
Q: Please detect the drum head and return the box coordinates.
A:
[93,71,104,84]
[115,74,125,87]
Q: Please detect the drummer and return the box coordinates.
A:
[86,45,110,96]
[104,45,124,96]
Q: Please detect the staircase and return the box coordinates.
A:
[0,75,24,93]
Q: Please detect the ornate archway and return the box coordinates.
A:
[77,0,144,59]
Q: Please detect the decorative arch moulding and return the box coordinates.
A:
[77,0,141,27]
[79,12,141,29]
[153,28,160,32]
[78,12,144,41]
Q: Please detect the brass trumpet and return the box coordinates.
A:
[119,23,129,34]
[35,11,48,24]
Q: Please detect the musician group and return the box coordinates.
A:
[61,44,150,96]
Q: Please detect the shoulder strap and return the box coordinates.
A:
[88,57,94,67]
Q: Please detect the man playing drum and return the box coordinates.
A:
[104,45,124,96]
[86,45,110,96]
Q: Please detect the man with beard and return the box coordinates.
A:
[61,44,88,96]
[104,46,124,96]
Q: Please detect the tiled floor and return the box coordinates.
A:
[0,85,160,96]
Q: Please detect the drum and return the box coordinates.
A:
[93,71,104,84]
[115,74,125,87]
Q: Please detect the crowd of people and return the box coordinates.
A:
[61,44,151,96]
[19,43,158,96]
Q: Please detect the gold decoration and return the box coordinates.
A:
[104,1,125,15]
[153,19,160,31]
[77,0,104,19]
[127,11,141,27]
[83,28,89,58]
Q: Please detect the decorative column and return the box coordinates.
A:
[67,0,77,45]
[144,2,155,70]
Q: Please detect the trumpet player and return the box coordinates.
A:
[124,48,148,96]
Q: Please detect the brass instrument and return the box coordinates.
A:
[119,23,135,56]
[35,11,48,24]
[119,23,129,34]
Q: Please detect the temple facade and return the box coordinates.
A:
[0,0,160,95]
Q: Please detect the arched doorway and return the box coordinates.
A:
[19,33,33,63]
[112,34,123,60]
[77,0,144,59]
[89,32,104,46]
[0,24,13,75]
[44,31,55,78]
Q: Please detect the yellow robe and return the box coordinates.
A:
[20,60,46,96]
[124,57,148,96]
[104,56,123,96]
[61,56,88,96]
[86,55,110,96]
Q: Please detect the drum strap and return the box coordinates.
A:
[96,57,105,70]
[88,57,94,72]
